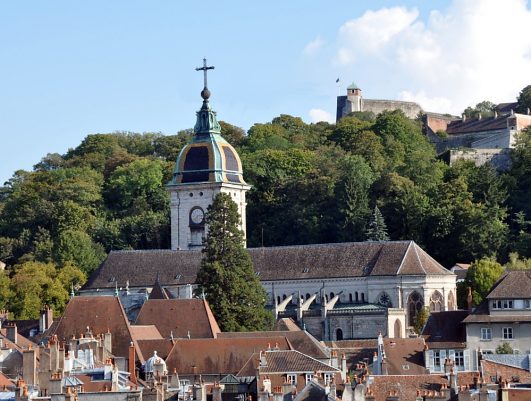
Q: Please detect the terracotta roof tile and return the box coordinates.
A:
[129,325,163,341]
[135,339,175,363]
[383,338,427,375]
[165,337,291,375]
[218,331,329,359]
[135,299,220,339]
[83,241,451,290]
[368,375,448,401]
[47,296,134,358]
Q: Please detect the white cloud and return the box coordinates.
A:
[309,108,334,123]
[303,36,325,56]
[333,0,531,114]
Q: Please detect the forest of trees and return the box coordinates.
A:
[0,89,530,318]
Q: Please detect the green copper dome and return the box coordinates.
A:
[347,82,361,90]
[168,98,246,186]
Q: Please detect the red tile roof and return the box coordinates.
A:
[47,296,134,358]
[134,299,221,339]
[165,337,291,375]
[383,338,427,375]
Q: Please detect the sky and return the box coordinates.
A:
[1,0,531,185]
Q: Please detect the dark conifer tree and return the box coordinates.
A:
[195,193,272,331]
[365,206,390,241]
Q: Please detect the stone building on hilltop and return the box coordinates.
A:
[336,83,422,121]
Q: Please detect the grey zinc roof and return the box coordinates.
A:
[82,241,451,290]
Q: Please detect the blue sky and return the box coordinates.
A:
[1,0,530,185]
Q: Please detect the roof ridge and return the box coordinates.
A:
[412,242,427,275]
[396,241,414,275]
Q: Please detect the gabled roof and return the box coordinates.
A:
[383,338,427,375]
[135,339,175,364]
[165,337,291,375]
[134,299,220,339]
[218,330,329,359]
[47,296,134,358]
[273,318,301,332]
[422,310,469,349]
[447,114,508,135]
[83,241,451,290]
[486,270,531,299]
[129,325,163,341]
[258,350,339,374]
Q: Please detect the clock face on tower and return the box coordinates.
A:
[190,207,205,225]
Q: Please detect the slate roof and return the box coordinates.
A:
[47,296,134,358]
[134,299,221,339]
[446,115,509,135]
[486,270,531,299]
[165,337,291,375]
[238,350,339,376]
[383,338,428,375]
[274,318,301,332]
[217,330,329,359]
[83,241,451,290]
[422,310,469,349]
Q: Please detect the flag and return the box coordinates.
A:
[336,78,340,83]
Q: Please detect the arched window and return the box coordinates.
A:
[407,291,424,326]
[277,296,281,305]
[377,292,393,307]
[394,319,402,339]
[429,291,443,312]
[349,293,353,303]
[448,291,455,311]
[361,293,365,302]
[355,292,359,302]
[282,294,287,300]
[330,292,335,300]
[306,293,311,300]
[336,328,343,341]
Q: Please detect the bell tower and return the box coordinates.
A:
[166,59,250,250]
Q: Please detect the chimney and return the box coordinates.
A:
[494,110,498,119]
[103,330,112,359]
[272,386,283,401]
[467,287,473,311]
[128,342,137,384]
[39,306,53,333]
[6,323,17,344]
[22,348,37,386]
[527,108,530,115]
[212,383,222,401]
[449,367,458,396]
[462,114,466,122]
[478,113,482,120]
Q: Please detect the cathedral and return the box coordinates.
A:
[81,61,457,341]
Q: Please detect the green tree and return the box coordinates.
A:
[504,252,531,270]
[496,342,514,354]
[195,193,272,331]
[463,101,496,118]
[365,206,390,241]
[414,307,429,334]
[464,258,504,306]
[54,230,106,274]
[516,84,531,114]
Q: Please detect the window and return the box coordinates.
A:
[481,328,492,341]
[492,300,500,309]
[503,300,513,309]
[454,351,464,367]
[324,374,332,385]
[286,374,297,385]
[433,351,441,368]
[525,299,531,309]
[503,327,513,340]
[429,291,443,312]
[305,374,314,384]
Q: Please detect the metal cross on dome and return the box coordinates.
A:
[195,58,215,89]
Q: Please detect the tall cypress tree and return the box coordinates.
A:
[365,206,390,241]
[195,193,272,331]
